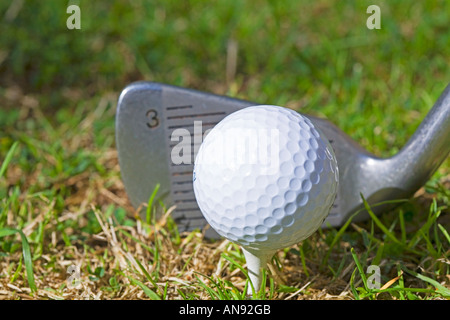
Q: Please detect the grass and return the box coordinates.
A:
[0,0,449,300]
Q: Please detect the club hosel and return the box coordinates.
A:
[389,84,450,189]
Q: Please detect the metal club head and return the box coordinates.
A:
[116,82,450,235]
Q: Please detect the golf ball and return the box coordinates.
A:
[193,105,338,252]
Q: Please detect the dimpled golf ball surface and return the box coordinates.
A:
[193,105,338,252]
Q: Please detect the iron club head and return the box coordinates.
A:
[115,82,450,235]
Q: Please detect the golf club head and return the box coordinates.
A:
[116,82,450,236]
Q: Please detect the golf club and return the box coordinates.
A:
[116,82,450,236]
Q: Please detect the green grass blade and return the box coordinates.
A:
[407,200,441,252]
[0,141,19,180]
[372,242,384,266]
[322,198,408,268]
[350,248,368,291]
[118,229,155,254]
[133,258,162,296]
[438,224,450,245]
[221,252,255,295]
[194,273,221,300]
[398,209,407,244]
[322,210,359,268]
[0,228,37,293]
[419,229,438,257]
[298,244,309,277]
[146,183,160,224]
[396,264,405,300]
[10,256,23,284]
[403,267,450,298]
[349,268,360,300]
[360,194,402,246]
[360,195,424,256]
[257,268,267,299]
[221,252,250,278]
[373,287,436,295]
[127,275,161,300]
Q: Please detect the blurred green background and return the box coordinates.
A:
[0,0,449,156]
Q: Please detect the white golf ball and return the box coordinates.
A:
[193,105,338,252]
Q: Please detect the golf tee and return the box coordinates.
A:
[242,247,275,297]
